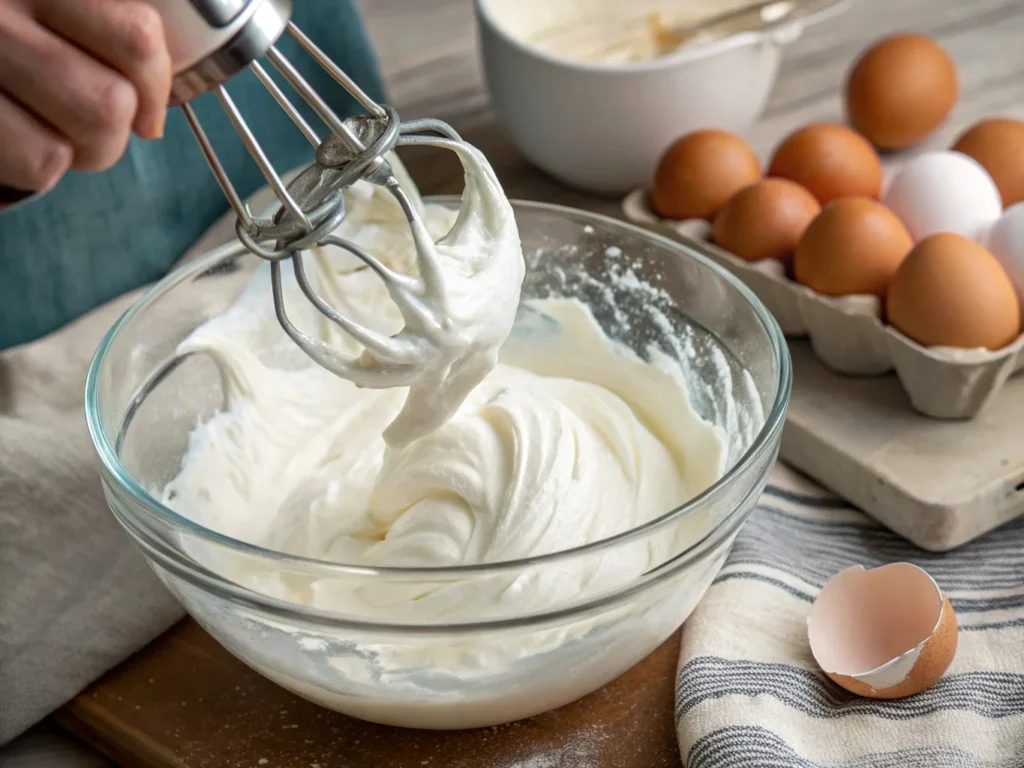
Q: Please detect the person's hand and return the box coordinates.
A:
[0,0,172,197]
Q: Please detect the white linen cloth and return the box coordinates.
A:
[676,464,1024,768]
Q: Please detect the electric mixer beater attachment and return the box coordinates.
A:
[151,0,469,383]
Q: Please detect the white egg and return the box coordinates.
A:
[882,150,1002,242]
[985,202,1024,319]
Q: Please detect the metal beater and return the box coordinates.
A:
[152,0,466,384]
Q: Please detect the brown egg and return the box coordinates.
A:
[808,564,958,700]
[711,178,820,264]
[887,233,1022,349]
[651,130,761,220]
[793,198,913,297]
[846,34,958,150]
[768,123,883,205]
[951,118,1024,208]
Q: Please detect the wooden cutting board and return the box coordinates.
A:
[781,342,1024,552]
[58,620,682,768]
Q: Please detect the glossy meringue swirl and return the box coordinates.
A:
[162,149,727,622]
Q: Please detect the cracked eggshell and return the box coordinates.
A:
[807,563,958,699]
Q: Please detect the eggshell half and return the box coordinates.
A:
[807,563,958,699]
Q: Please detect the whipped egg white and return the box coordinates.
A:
[162,146,727,623]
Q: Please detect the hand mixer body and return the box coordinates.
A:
[0,0,291,209]
[147,0,293,103]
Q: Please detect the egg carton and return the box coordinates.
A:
[622,189,1024,419]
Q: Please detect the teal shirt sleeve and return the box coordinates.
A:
[0,0,386,351]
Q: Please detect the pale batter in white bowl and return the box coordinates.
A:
[476,0,848,194]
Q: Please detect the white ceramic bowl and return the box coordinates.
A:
[475,0,847,195]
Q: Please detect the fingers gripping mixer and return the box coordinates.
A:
[150,0,471,389]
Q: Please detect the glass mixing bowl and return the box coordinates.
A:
[86,200,789,730]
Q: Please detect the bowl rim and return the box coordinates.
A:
[85,198,790,582]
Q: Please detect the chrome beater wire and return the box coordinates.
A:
[180,20,464,380]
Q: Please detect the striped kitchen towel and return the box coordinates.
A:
[676,463,1024,768]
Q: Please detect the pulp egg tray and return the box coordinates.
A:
[622,189,1024,419]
